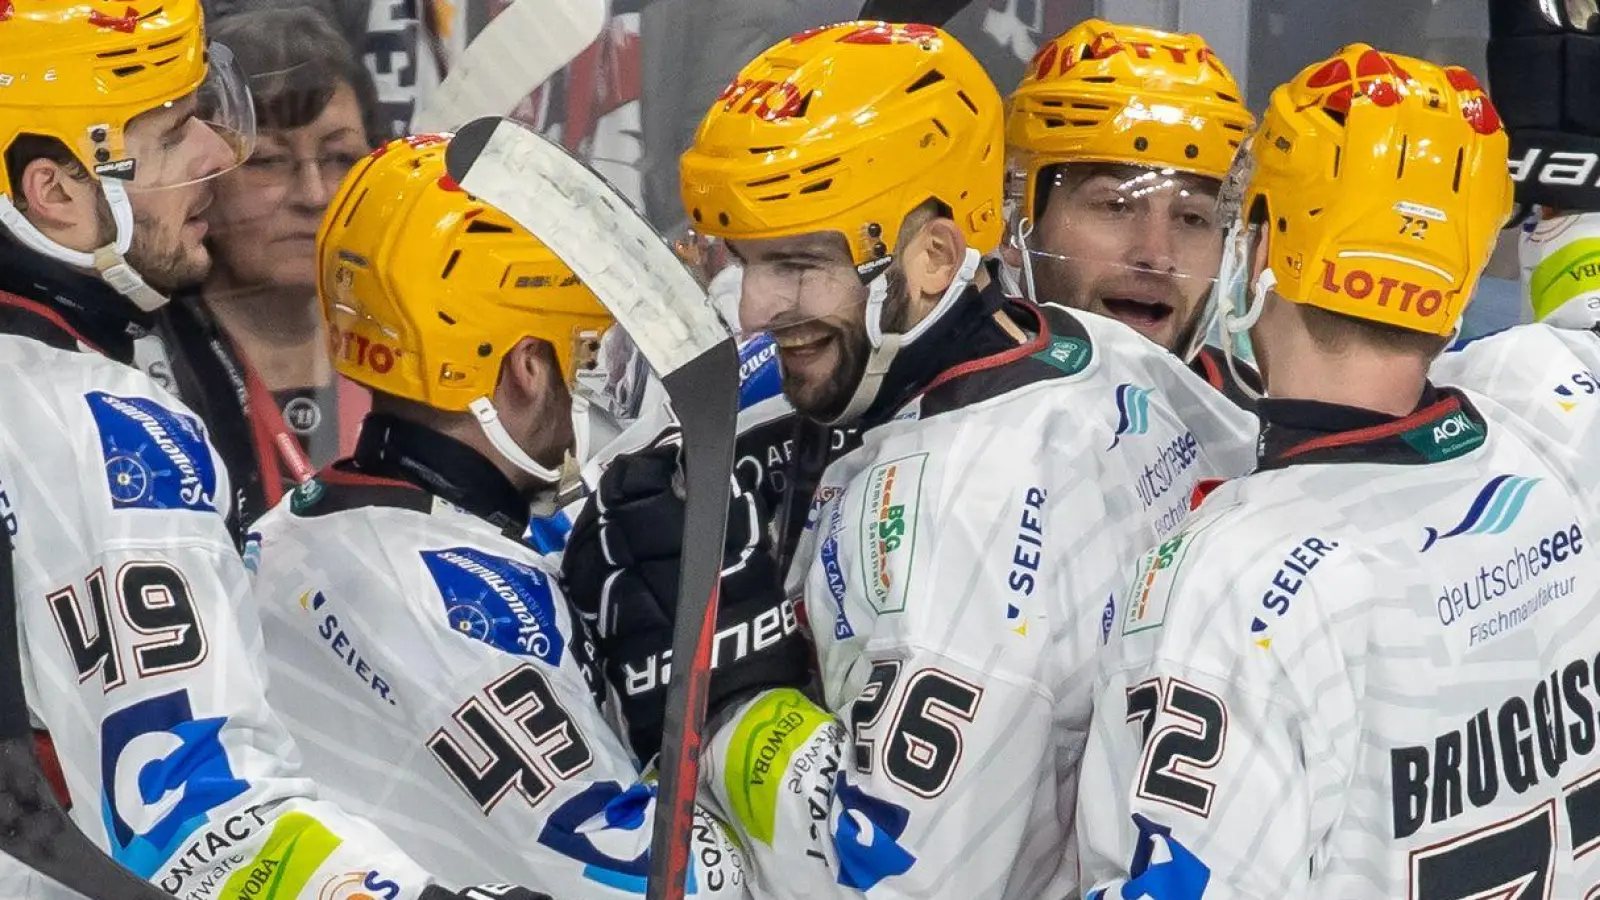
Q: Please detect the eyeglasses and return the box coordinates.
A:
[239,150,364,187]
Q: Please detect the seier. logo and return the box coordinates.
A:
[1318,260,1446,319]
[100,690,250,878]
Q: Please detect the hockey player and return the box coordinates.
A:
[1076,46,1600,896]
[1004,20,1263,404]
[560,21,1259,899]
[245,134,763,897]
[0,3,509,897]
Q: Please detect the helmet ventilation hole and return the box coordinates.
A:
[1134,137,1149,152]
[441,249,461,279]
[477,343,493,357]
[906,70,946,93]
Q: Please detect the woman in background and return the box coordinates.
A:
[160,5,379,531]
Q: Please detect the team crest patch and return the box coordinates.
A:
[86,392,217,513]
[422,547,565,665]
[1123,532,1193,636]
[859,454,927,615]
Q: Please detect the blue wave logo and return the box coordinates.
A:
[1109,383,1152,449]
[1422,474,1542,552]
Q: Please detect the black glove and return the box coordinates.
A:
[420,885,554,900]
[562,440,810,762]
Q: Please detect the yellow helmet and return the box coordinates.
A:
[0,0,250,198]
[1240,46,1513,335]
[1005,20,1252,219]
[680,21,1004,272]
[316,134,614,412]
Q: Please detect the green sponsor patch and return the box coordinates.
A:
[1400,408,1486,462]
[723,689,833,846]
[1032,336,1092,376]
[220,812,342,899]
[1529,237,1600,322]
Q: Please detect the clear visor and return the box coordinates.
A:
[1018,164,1224,356]
[677,226,875,343]
[1541,0,1600,29]
[116,41,257,193]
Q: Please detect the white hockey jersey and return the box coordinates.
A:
[247,463,752,898]
[1077,328,1600,898]
[0,325,437,899]
[698,304,1260,899]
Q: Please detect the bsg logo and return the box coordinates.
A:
[1318,260,1445,318]
[338,331,398,374]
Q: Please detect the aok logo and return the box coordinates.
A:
[1318,260,1446,318]
[337,331,399,374]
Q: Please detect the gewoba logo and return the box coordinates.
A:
[1108,383,1152,449]
[1422,474,1540,552]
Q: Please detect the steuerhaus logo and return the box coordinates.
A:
[860,454,927,614]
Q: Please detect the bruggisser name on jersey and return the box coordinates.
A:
[1391,651,1600,839]
[1134,430,1200,510]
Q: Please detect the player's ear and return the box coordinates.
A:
[18,157,99,243]
[494,337,557,411]
[903,216,968,301]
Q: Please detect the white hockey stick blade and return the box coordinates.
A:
[411,0,608,133]
[445,116,732,375]
[445,116,740,900]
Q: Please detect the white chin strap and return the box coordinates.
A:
[1219,267,1273,401]
[1014,217,1042,305]
[0,180,168,312]
[469,396,566,486]
[825,247,983,426]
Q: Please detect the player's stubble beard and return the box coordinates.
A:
[105,191,213,294]
[781,267,910,424]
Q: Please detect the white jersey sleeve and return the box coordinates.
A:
[247,482,751,898]
[0,338,436,899]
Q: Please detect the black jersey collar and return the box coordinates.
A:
[348,413,531,534]
[1257,384,1489,471]
[0,240,154,363]
[859,259,1033,429]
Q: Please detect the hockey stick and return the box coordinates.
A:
[410,0,608,133]
[444,117,741,900]
[0,530,171,899]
